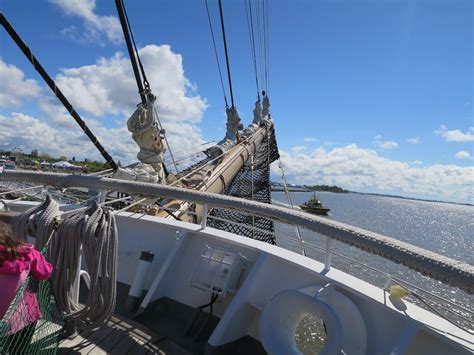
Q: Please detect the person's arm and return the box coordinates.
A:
[29,249,53,280]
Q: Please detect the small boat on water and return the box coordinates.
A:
[300,192,330,215]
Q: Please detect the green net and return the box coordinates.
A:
[0,259,64,354]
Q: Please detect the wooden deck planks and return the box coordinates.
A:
[58,314,189,354]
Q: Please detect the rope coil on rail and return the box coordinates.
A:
[1,170,472,294]
[10,195,118,331]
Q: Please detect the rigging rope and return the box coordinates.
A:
[152,106,179,173]
[204,0,229,107]
[244,0,260,100]
[121,0,150,92]
[277,158,307,256]
[218,0,236,108]
[164,140,216,157]
[263,0,270,92]
[255,0,265,93]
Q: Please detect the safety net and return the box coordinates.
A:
[0,255,64,354]
[207,126,280,244]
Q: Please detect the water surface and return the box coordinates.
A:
[272,191,474,325]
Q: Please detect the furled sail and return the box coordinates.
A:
[114,97,167,184]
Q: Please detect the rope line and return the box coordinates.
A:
[255,0,265,93]
[164,140,216,157]
[277,158,307,256]
[204,0,229,107]
[121,0,150,91]
[263,0,270,92]
[152,106,178,173]
[218,0,235,108]
[245,0,260,99]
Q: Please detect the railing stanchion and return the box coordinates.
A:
[324,237,333,271]
[201,204,208,229]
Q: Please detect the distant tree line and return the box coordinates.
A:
[0,149,110,173]
[304,185,348,193]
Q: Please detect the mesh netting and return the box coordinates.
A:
[207,126,280,244]
[0,258,64,354]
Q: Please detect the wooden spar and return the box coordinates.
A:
[162,122,271,221]
[200,126,268,194]
[0,13,118,171]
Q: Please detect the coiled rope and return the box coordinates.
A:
[11,196,118,331]
[12,195,59,250]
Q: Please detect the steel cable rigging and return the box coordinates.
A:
[244,0,270,97]
[263,0,270,93]
[217,0,236,108]
[204,0,229,107]
[244,0,261,100]
[255,0,265,93]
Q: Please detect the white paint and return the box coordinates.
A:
[3,200,472,353]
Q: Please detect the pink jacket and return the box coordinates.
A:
[0,244,53,334]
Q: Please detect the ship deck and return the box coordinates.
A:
[58,314,189,355]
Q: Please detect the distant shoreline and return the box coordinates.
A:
[347,191,473,207]
[272,188,473,207]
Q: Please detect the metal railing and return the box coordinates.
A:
[0,173,472,331]
[0,170,472,297]
[0,181,79,205]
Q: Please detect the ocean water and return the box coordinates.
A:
[272,191,474,327]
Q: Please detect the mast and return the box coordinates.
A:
[0,13,119,171]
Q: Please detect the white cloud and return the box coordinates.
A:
[0,110,207,168]
[0,112,138,162]
[50,0,122,45]
[303,137,318,142]
[37,97,77,129]
[376,141,398,149]
[0,59,41,108]
[0,113,57,151]
[407,137,421,144]
[374,135,398,149]
[434,125,474,142]
[274,144,474,203]
[0,49,208,168]
[455,151,471,160]
[55,45,207,121]
[291,146,306,154]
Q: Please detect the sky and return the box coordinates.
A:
[0,0,473,203]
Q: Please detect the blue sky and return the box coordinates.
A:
[0,0,473,202]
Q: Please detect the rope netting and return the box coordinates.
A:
[0,254,64,354]
[208,126,279,244]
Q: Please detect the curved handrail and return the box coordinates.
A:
[1,170,473,294]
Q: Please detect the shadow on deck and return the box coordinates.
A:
[58,314,189,354]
